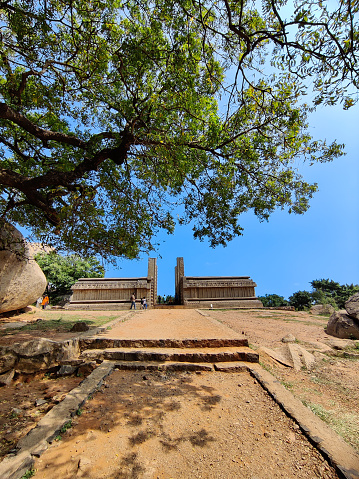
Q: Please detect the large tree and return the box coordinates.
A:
[0,0,356,261]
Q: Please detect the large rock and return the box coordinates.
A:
[0,338,80,374]
[0,221,47,313]
[310,304,335,315]
[326,310,359,340]
[345,293,359,320]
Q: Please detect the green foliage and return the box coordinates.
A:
[35,252,104,301]
[311,279,359,309]
[60,421,72,433]
[0,0,353,259]
[288,290,313,311]
[21,470,36,479]
[258,294,288,308]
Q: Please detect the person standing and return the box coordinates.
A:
[41,294,49,309]
[142,297,147,310]
[130,293,136,310]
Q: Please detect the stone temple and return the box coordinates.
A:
[67,258,158,310]
[175,257,262,309]
[67,257,262,309]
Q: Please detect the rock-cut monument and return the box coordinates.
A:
[67,258,157,310]
[67,256,262,310]
[175,257,262,309]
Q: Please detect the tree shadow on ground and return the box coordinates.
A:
[35,369,223,478]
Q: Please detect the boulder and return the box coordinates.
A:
[70,322,90,332]
[0,221,47,313]
[326,310,359,340]
[345,293,359,320]
[57,365,77,376]
[0,338,80,374]
[310,304,335,315]
[281,333,296,343]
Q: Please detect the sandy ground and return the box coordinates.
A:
[0,307,358,478]
[208,309,359,453]
[34,370,338,479]
[0,374,84,459]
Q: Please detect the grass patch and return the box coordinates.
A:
[259,361,273,373]
[280,380,294,390]
[60,420,72,433]
[21,469,36,479]
[0,313,120,335]
[303,402,359,452]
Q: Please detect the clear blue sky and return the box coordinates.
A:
[104,104,359,300]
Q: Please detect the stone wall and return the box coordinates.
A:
[176,258,262,309]
[67,258,157,310]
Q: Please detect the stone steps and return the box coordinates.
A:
[80,346,258,364]
[79,337,249,351]
[101,360,254,372]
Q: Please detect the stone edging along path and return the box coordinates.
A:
[1,360,359,479]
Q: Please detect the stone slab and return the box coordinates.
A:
[80,346,259,363]
[287,343,316,371]
[248,363,359,479]
[0,449,34,479]
[80,337,249,350]
[258,346,294,368]
[113,361,214,371]
[214,361,251,372]
[287,343,303,371]
[184,299,263,309]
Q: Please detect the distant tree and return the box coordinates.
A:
[310,279,359,309]
[288,290,312,311]
[258,294,288,308]
[35,252,104,303]
[164,295,175,304]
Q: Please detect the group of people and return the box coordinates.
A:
[130,293,147,310]
[36,294,49,309]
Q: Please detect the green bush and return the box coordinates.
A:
[288,290,313,311]
[258,294,289,307]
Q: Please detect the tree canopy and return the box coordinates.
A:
[0,0,357,260]
[35,251,104,301]
[311,278,359,309]
[258,293,288,308]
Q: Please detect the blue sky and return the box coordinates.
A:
[105,103,359,300]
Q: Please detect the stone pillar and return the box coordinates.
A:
[147,258,157,306]
[175,257,185,305]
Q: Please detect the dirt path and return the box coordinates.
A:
[34,370,338,479]
[100,309,243,340]
[1,307,358,478]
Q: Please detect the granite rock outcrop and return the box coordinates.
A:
[0,222,47,313]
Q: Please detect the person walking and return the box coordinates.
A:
[130,293,136,310]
